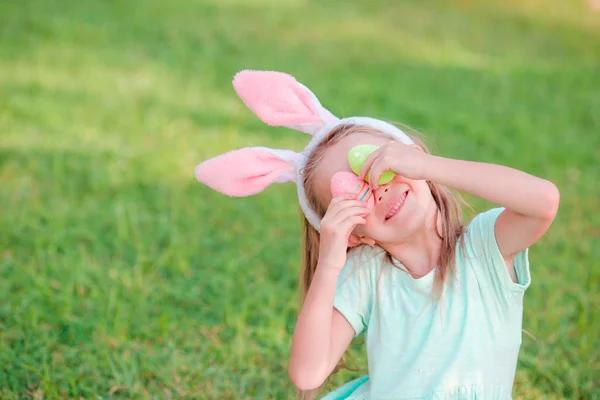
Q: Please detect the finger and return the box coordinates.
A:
[328,199,368,214]
[349,216,367,225]
[368,157,387,190]
[325,200,368,222]
[329,193,358,207]
[339,216,367,233]
[329,205,371,222]
[358,147,383,181]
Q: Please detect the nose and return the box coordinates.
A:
[373,183,392,205]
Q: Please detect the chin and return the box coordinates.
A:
[366,190,435,242]
[385,205,429,241]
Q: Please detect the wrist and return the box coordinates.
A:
[419,154,445,182]
[315,262,343,276]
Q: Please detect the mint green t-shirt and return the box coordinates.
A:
[323,208,531,400]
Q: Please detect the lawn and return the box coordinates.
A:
[0,0,599,398]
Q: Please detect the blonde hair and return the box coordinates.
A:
[297,124,468,398]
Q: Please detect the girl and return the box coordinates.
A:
[195,70,559,400]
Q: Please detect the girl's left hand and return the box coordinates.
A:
[358,141,431,189]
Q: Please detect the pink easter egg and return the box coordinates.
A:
[330,171,375,210]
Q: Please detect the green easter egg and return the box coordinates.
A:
[348,144,396,185]
[376,170,396,185]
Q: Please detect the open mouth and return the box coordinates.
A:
[385,190,409,221]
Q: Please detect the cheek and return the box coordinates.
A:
[416,185,435,207]
[353,224,367,236]
[353,216,377,236]
[407,181,431,205]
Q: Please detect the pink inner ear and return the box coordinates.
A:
[195,148,295,197]
[233,70,322,127]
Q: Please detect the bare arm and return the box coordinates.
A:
[289,194,368,390]
[360,144,559,270]
[423,156,560,276]
[289,267,355,390]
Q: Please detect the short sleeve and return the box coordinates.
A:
[464,208,531,297]
[333,247,381,337]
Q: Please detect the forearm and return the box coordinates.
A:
[289,266,339,381]
[423,155,559,218]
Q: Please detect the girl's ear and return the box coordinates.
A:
[348,234,376,248]
[195,147,302,197]
[348,235,361,248]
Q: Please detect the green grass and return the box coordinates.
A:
[1,0,599,398]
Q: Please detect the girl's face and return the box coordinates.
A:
[312,132,436,246]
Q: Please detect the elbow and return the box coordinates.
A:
[288,365,327,392]
[540,181,560,220]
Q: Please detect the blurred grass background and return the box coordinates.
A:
[0,0,599,398]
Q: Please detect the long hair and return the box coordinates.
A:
[297,123,468,398]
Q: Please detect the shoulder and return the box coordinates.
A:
[466,207,504,233]
[334,246,386,337]
[461,207,505,251]
[461,207,506,258]
[461,207,531,294]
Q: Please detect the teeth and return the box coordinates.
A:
[386,192,407,220]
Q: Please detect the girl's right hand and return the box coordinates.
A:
[318,193,369,271]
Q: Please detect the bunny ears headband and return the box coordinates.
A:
[194,70,414,231]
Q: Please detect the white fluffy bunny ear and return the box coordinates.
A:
[232,70,339,135]
[195,147,303,197]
